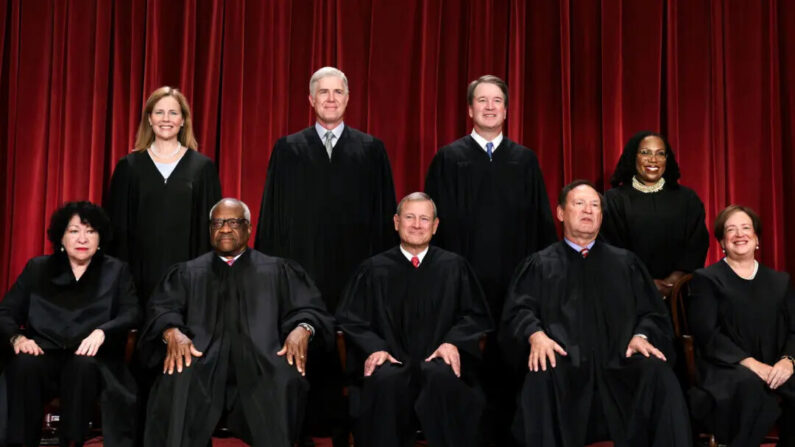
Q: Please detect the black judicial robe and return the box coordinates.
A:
[0,253,140,447]
[602,183,708,280]
[502,241,690,446]
[105,149,222,302]
[255,126,396,312]
[336,246,492,446]
[425,136,557,316]
[688,261,795,445]
[337,245,493,373]
[139,249,334,446]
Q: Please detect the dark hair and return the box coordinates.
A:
[609,131,681,188]
[713,205,762,243]
[558,179,604,209]
[47,201,112,251]
[467,75,508,107]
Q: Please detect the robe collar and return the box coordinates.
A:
[315,122,345,145]
[399,244,429,265]
[470,129,504,154]
[563,237,595,253]
[49,251,104,286]
[212,247,251,270]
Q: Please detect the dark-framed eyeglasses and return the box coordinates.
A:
[638,150,667,160]
[210,218,249,230]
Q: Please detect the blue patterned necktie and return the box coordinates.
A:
[486,142,494,161]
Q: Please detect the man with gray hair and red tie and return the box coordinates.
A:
[337,192,492,447]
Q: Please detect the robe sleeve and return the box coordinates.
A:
[104,158,134,261]
[674,189,709,273]
[601,189,631,250]
[526,154,558,250]
[441,259,493,359]
[255,138,286,254]
[336,263,390,356]
[370,140,398,253]
[628,256,675,358]
[96,262,141,337]
[499,255,545,362]
[277,259,334,352]
[137,264,191,367]
[0,260,34,342]
[191,157,222,256]
[688,271,750,365]
[781,279,795,358]
[424,152,459,252]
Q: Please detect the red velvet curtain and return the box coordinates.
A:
[1,0,793,292]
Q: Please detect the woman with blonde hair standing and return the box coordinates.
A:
[105,86,221,304]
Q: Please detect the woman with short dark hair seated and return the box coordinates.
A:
[688,205,795,445]
[0,201,140,447]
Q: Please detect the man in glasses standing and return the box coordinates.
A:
[139,198,334,447]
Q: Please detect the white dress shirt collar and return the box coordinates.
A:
[470,129,503,153]
[563,238,595,253]
[315,122,345,148]
[399,245,429,265]
[218,249,245,265]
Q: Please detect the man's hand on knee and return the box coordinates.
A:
[277,326,312,376]
[625,335,666,361]
[11,335,44,356]
[163,328,203,375]
[528,331,567,372]
[425,343,461,378]
[364,350,401,377]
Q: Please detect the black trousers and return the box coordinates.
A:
[513,357,692,447]
[353,360,485,447]
[144,347,309,447]
[5,351,101,447]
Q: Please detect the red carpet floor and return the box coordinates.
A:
[64,437,782,446]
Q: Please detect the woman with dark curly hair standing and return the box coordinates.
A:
[0,201,140,447]
[601,131,709,298]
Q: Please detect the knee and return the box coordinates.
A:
[274,362,308,392]
[363,363,410,391]
[519,369,555,401]
[6,353,48,378]
[420,360,460,389]
[734,369,767,397]
[521,368,555,388]
[632,356,679,386]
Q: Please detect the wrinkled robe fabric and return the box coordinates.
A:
[139,250,334,447]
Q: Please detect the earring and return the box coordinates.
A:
[756,245,759,250]
[97,246,101,251]
[60,246,65,252]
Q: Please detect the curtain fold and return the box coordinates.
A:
[1,0,793,291]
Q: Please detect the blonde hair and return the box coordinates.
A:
[133,86,198,151]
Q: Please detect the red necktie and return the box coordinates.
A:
[411,256,420,268]
[226,258,235,266]
[580,248,589,258]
